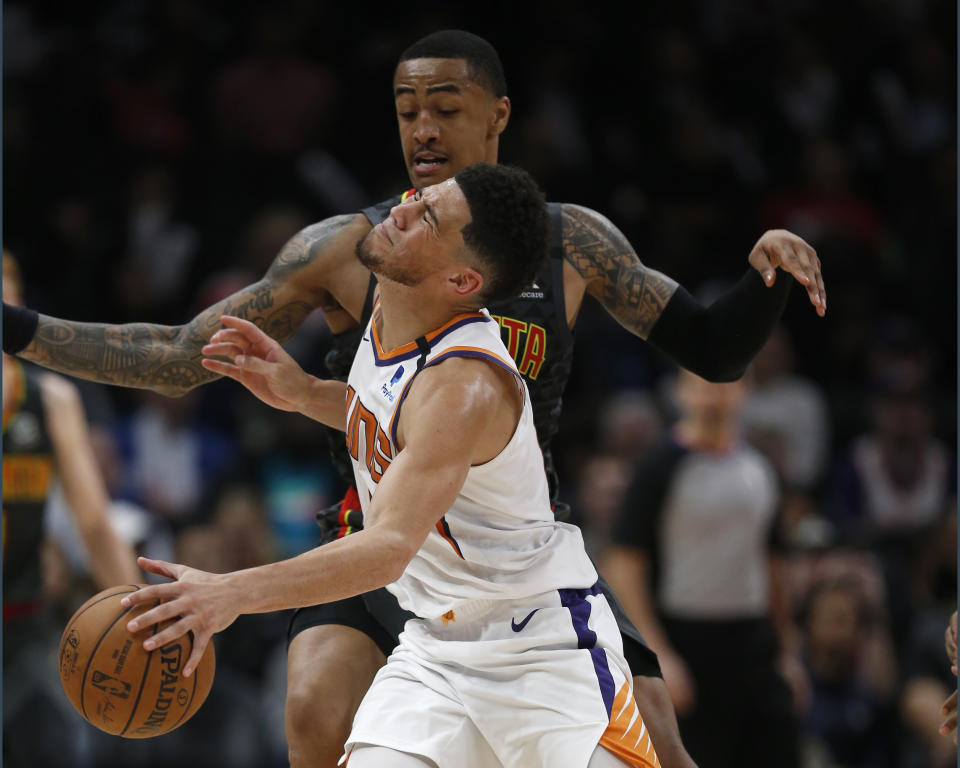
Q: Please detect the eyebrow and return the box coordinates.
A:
[394,83,463,97]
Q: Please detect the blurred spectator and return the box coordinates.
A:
[103,47,194,153]
[828,328,956,655]
[44,428,177,599]
[212,6,335,156]
[761,138,884,250]
[3,251,139,767]
[871,30,952,157]
[114,389,237,525]
[798,575,898,768]
[116,164,199,319]
[829,332,955,541]
[597,389,665,464]
[742,324,831,494]
[603,369,803,768]
[900,600,959,768]
[572,451,632,561]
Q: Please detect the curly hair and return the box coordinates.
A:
[454,163,549,305]
[397,30,507,98]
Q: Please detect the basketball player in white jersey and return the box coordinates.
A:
[120,163,661,767]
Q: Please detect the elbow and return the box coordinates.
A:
[154,382,196,398]
[681,356,747,383]
[697,362,747,383]
[378,529,419,583]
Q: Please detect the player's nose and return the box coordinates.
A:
[413,111,440,144]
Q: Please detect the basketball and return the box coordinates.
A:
[58,584,216,738]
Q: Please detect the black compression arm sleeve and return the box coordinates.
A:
[646,268,791,381]
[3,302,39,355]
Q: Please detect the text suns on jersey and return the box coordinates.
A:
[345,385,393,484]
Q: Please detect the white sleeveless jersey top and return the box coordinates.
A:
[345,301,597,619]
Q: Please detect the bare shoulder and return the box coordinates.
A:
[559,203,677,339]
[398,356,522,459]
[412,356,515,409]
[559,203,635,278]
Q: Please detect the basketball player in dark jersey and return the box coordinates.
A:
[2,252,141,767]
[3,31,825,768]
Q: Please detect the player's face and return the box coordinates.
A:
[394,58,508,189]
[356,178,471,287]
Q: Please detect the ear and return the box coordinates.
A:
[488,96,511,139]
[448,266,485,299]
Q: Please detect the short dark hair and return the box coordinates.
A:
[455,163,549,305]
[397,30,507,98]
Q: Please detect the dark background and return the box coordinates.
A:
[2,2,956,767]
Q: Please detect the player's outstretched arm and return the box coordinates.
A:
[201,315,349,431]
[5,214,368,396]
[40,372,140,587]
[117,358,516,678]
[561,204,824,381]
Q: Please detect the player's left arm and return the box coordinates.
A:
[118,358,516,677]
[561,204,825,381]
[40,373,141,587]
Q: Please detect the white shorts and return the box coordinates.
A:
[343,584,660,768]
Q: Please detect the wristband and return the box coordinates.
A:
[3,302,39,355]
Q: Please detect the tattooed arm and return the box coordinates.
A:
[560,204,678,338]
[560,204,824,380]
[20,213,373,396]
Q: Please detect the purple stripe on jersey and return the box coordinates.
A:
[372,315,491,367]
[437,515,464,559]
[388,349,521,448]
[559,584,614,718]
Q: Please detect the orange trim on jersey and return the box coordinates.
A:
[2,360,27,433]
[369,298,488,363]
[386,345,521,450]
[598,682,661,768]
[428,346,519,375]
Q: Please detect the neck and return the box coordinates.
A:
[375,280,477,351]
[674,417,739,453]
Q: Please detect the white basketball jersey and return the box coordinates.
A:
[345,300,598,619]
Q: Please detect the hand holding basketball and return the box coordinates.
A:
[121,556,242,679]
[59,584,216,738]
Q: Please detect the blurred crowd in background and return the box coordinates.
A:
[2,1,956,766]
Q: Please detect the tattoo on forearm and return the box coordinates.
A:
[561,205,676,338]
[21,216,353,394]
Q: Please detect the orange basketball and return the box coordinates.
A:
[58,584,215,738]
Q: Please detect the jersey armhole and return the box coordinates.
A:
[547,202,574,346]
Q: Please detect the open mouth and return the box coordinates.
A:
[413,154,448,175]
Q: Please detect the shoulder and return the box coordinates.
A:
[559,204,629,247]
[557,203,637,281]
[408,356,516,415]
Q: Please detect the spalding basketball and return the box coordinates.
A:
[58,584,215,738]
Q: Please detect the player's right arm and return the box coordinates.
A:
[7,213,372,397]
